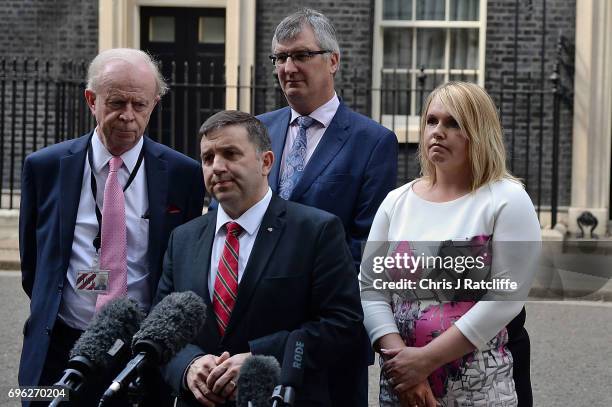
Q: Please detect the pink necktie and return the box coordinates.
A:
[95,156,128,312]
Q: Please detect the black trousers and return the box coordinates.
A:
[507,307,533,407]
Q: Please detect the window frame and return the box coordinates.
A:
[371,0,487,142]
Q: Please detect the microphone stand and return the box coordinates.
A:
[270,385,295,407]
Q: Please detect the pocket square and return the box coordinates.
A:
[166,204,182,214]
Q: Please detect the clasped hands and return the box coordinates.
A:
[381,346,438,407]
[186,351,250,406]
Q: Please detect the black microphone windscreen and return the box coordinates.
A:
[236,355,280,407]
[280,330,307,389]
[132,291,206,364]
[69,297,144,369]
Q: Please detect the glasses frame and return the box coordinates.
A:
[268,50,332,66]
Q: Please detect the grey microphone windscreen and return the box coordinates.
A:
[237,355,280,407]
[69,297,144,369]
[131,291,206,364]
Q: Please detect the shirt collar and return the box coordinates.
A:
[91,129,144,173]
[215,188,273,237]
[290,93,340,129]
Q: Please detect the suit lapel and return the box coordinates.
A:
[290,103,351,199]
[224,195,286,336]
[59,133,91,268]
[143,137,168,288]
[193,215,222,344]
[268,108,291,193]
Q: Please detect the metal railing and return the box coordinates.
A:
[0,48,573,226]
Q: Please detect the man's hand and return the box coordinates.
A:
[206,352,251,398]
[381,346,435,392]
[186,353,229,406]
[397,381,437,407]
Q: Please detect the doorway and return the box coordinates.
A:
[140,6,225,158]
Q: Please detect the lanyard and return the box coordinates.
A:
[87,135,145,251]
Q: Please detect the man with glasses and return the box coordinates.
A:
[258,8,398,406]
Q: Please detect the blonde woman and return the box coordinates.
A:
[360,82,541,406]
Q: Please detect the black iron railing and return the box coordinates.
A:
[0,47,573,227]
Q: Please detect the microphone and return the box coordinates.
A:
[99,291,206,405]
[236,355,280,407]
[50,297,144,406]
[271,331,307,407]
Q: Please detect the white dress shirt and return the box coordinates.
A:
[208,188,273,300]
[59,130,150,330]
[279,93,340,180]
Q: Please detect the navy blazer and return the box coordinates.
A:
[258,103,398,269]
[18,132,205,387]
[155,194,363,406]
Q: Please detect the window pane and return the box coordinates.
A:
[450,28,478,69]
[416,0,445,20]
[416,28,445,69]
[383,0,412,20]
[416,71,447,113]
[382,72,411,115]
[383,29,412,68]
[149,16,175,43]
[199,17,225,44]
[450,0,480,21]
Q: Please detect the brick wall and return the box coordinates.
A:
[0,0,98,66]
[485,0,576,207]
[0,1,98,207]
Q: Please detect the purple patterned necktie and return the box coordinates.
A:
[95,156,128,312]
[279,115,316,199]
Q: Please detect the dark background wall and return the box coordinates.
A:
[0,0,98,66]
[485,0,576,207]
[0,0,98,207]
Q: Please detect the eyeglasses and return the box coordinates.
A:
[269,50,332,66]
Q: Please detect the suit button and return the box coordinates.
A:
[45,327,51,335]
[57,285,63,293]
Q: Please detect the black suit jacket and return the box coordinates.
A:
[18,131,205,387]
[155,194,363,406]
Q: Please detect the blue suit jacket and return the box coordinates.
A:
[18,132,205,387]
[258,103,398,269]
[155,195,363,406]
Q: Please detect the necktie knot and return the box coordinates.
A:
[109,156,123,173]
[296,115,316,131]
[225,222,243,237]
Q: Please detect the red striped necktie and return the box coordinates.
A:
[212,222,243,335]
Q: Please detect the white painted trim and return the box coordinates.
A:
[569,0,612,233]
[371,0,383,121]
[98,0,256,112]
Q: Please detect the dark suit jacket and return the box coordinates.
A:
[155,194,363,406]
[258,102,398,269]
[18,131,205,387]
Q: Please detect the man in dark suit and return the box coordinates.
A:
[18,48,204,402]
[155,110,363,406]
[258,9,398,405]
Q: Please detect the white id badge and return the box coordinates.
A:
[76,254,110,293]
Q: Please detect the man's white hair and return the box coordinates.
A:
[86,48,168,96]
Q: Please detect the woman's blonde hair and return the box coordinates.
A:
[417,81,519,191]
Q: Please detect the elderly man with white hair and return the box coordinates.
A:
[19,48,204,405]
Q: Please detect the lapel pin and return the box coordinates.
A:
[267,227,273,232]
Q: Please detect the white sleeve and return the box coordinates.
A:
[360,193,400,345]
[454,182,541,350]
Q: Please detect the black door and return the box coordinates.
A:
[141,7,225,158]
